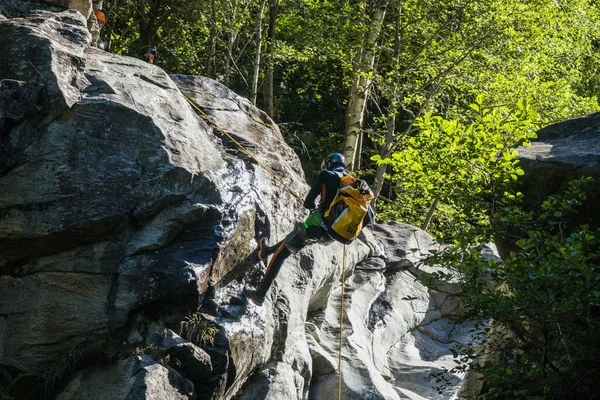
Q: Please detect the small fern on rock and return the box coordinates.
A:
[179,314,219,347]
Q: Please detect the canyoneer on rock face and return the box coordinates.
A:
[243,153,374,306]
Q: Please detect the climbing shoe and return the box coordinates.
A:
[242,283,265,306]
[257,237,269,261]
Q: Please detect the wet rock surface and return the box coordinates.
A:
[1,2,477,399]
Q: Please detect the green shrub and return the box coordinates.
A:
[429,178,600,399]
[179,314,219,347]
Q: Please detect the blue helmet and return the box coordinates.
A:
[140,46,157,56]
[140,46,157,61]
[321,153,346,171]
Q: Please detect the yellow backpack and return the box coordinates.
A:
[324,174,374,244]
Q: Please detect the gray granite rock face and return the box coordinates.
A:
[305,226,472,400]
[39,0,92,18]
[1,2,478,399]
[0,0,305,381]
[0,5,90,174]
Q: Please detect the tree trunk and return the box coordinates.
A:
[373,114,395,200]
[138,0,160,47]
[206,0,218,77]
[342,1,388,171]
[262,0,279,118]
[224,5,239,86]
[103,0,120,50]
[263,64,274,118]
[373,1,402,200]
[421,198,439,231]
[250,0,267,105]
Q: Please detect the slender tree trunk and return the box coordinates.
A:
[373,114,395,200]
[224,2,239,86]
[206,0,218,77]
[103,0,120,50]
[225,0,255,87]
[343,1,388,170]
[262,0,279,118]
[373,2,402,200]
[355,131,364,170]
[138,0,163,47]
[421,198,439,231]
[263,63,275,117]
[250,0,267,105]
[343,60,367,171]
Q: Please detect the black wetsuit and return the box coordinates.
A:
[303,168,344,211]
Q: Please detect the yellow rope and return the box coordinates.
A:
[183,95,303,201]
[337,244,347,400]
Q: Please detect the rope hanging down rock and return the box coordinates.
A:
[184,95,303,201]
[338,244,347,400]
[187,94,347,398]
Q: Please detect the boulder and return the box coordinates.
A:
[40,0,93,18]
[167,343,213,386]
[0,43,223,376]
[236,362,299,400]
[56,355,195,400]
[495,112,600,258]
[0,1,306,379]
[387,318,477,400]
[0,4,89,174]
[370,222,437,267]
[307,226,471,400]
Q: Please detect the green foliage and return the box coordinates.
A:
[368,0,599,213]
[427,178,600,399]
[179,313,219,347]
[384,0,600,122]
[372,97,538,240]
[104,0,261,87]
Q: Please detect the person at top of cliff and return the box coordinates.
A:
[139,46,157,64]
[93,9,109,51]
[243,152,373,306]
[94,9,105,29]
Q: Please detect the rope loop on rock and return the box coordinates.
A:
[184,95,303,201]
[338,244,347,400]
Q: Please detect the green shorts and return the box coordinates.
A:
[285,211,327,253]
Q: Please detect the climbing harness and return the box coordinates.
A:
[184,95,303,201]
[337,244,347,400]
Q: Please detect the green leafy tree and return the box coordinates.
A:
[269,0,367,173]
[373,96,538,240]
[366,0,600,212]
[428,178,600,399]
[103,0,266,89]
